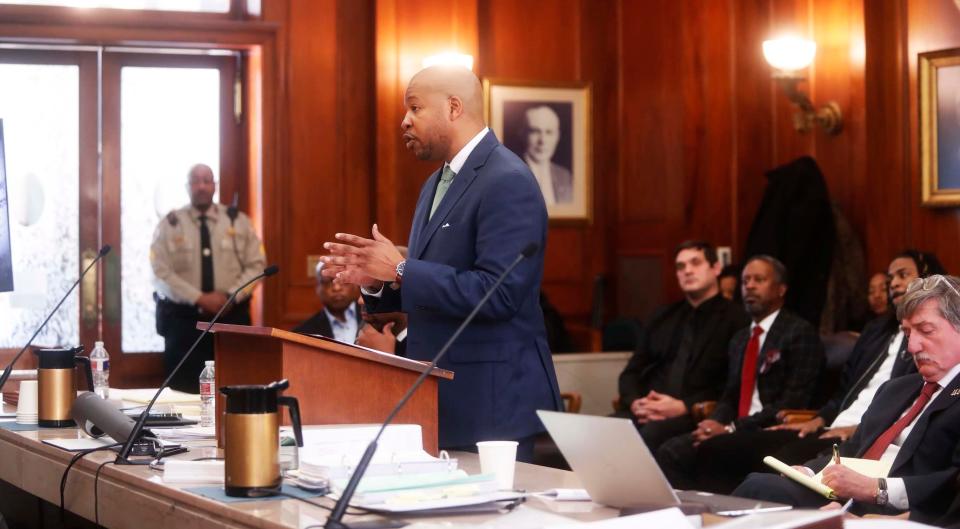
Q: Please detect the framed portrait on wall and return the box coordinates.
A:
[483,79,591,222]
[920,48,960,207]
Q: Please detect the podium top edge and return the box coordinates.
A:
[198,323,454,380]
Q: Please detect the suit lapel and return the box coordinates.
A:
[757,312,786,378]
[415,131,497,256]
[893,373,960,471]
[409,167,443,258]
[856,379,921,458]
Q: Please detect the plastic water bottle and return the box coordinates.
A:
[199,360,216,428]
[90,341,110,399]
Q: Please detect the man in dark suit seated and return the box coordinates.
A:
[734,274,960,525]
[655,255,824,490]
[686,251,943,493]
[615,240,748,451]
[293,261,362,341]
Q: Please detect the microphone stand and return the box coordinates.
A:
[0,245,111,393]
[115,265,279,464]
[325,245,537,529]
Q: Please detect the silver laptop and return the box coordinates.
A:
[536,410,791,515]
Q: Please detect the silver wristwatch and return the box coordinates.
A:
[875,477,888,506]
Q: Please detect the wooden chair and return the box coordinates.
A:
[561,391,582,414]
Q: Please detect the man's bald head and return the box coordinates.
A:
[401,66,486,162]
[408,66,484,119]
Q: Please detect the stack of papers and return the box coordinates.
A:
[163,459,224,484]
[153,426,216,441]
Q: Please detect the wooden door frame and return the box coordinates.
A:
[0,9,282,388]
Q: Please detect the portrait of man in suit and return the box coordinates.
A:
[502,101,574,206]
[937,65,960,189]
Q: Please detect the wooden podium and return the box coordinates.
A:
[204,324,454,454]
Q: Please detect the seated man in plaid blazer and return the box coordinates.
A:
[655,255,825,490]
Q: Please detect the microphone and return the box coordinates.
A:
[0,244,111,394]
[114,265,280,463]
[325,243,538,528]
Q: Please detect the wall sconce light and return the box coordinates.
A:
[762,37,842,135]
[422,52,474,71]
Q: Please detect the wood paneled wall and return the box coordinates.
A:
[267,0,960,345]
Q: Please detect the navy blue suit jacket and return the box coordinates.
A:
[365,130,563,448]
[808,373,960,523]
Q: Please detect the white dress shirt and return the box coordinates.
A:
[747,309,781,416]
[324,302,359,344]
[832,331,905,428]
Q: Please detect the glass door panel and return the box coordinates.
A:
[119,66,221,352]
[0,61,81,347]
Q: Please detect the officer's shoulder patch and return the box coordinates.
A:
[166,211,179,226]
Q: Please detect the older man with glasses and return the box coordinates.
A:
[733,274,960,524]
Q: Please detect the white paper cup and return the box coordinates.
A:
[17,380,39,423]
[476,440,518,490]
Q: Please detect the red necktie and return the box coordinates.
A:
[862,382,939,460]
[738,325,764,418]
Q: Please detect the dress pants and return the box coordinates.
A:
[657,429,838,494]
[733,472,829,508]
[639,415,697,453]
[694,430,835,493]
[158,300,251,393]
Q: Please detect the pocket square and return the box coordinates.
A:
[759,349,781,374]
[441,223,451,229]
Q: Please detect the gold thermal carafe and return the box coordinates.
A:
[221,379,303,497]
[36,346,93,427]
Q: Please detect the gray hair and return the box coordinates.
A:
[744,254,788,286]
[897,274,960,332]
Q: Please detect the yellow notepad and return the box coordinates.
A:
[763,456,891,500]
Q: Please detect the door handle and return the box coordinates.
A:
[81,248,98,326]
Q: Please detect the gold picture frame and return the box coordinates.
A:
[920,48,960,207]
[483,78,592,223]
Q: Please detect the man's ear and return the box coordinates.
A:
[447,95,464,121]
[778,284,788,298]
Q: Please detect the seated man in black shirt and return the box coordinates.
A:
[616,240,748,450]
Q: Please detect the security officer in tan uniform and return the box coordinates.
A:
[151,164,266,392]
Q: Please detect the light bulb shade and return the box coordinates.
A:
[422,52,474,71]
[763,38,816,71]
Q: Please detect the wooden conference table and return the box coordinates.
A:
[0,405,628,529]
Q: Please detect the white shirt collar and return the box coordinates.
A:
[324,301,357,326]
[752,308,781,334]
[445,127,489,174]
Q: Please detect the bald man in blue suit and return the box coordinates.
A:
[322,66,562,461]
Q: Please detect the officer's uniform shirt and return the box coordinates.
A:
[150,203,266,305]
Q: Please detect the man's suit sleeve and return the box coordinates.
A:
[618,307,667,407]
[399,167,546,321]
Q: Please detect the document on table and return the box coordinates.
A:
[763,456,891,500]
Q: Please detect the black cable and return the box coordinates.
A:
[93,459,114,527]
[58,443,121,522]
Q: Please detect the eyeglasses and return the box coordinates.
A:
[918,274,960,299]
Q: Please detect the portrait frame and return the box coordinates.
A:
[920,48,960,207]
[483,79,592,223]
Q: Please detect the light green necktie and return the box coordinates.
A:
[429,165,456,220]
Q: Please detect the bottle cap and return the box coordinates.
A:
[205,360,215,366]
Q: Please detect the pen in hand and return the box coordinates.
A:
[833,443,842,466]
